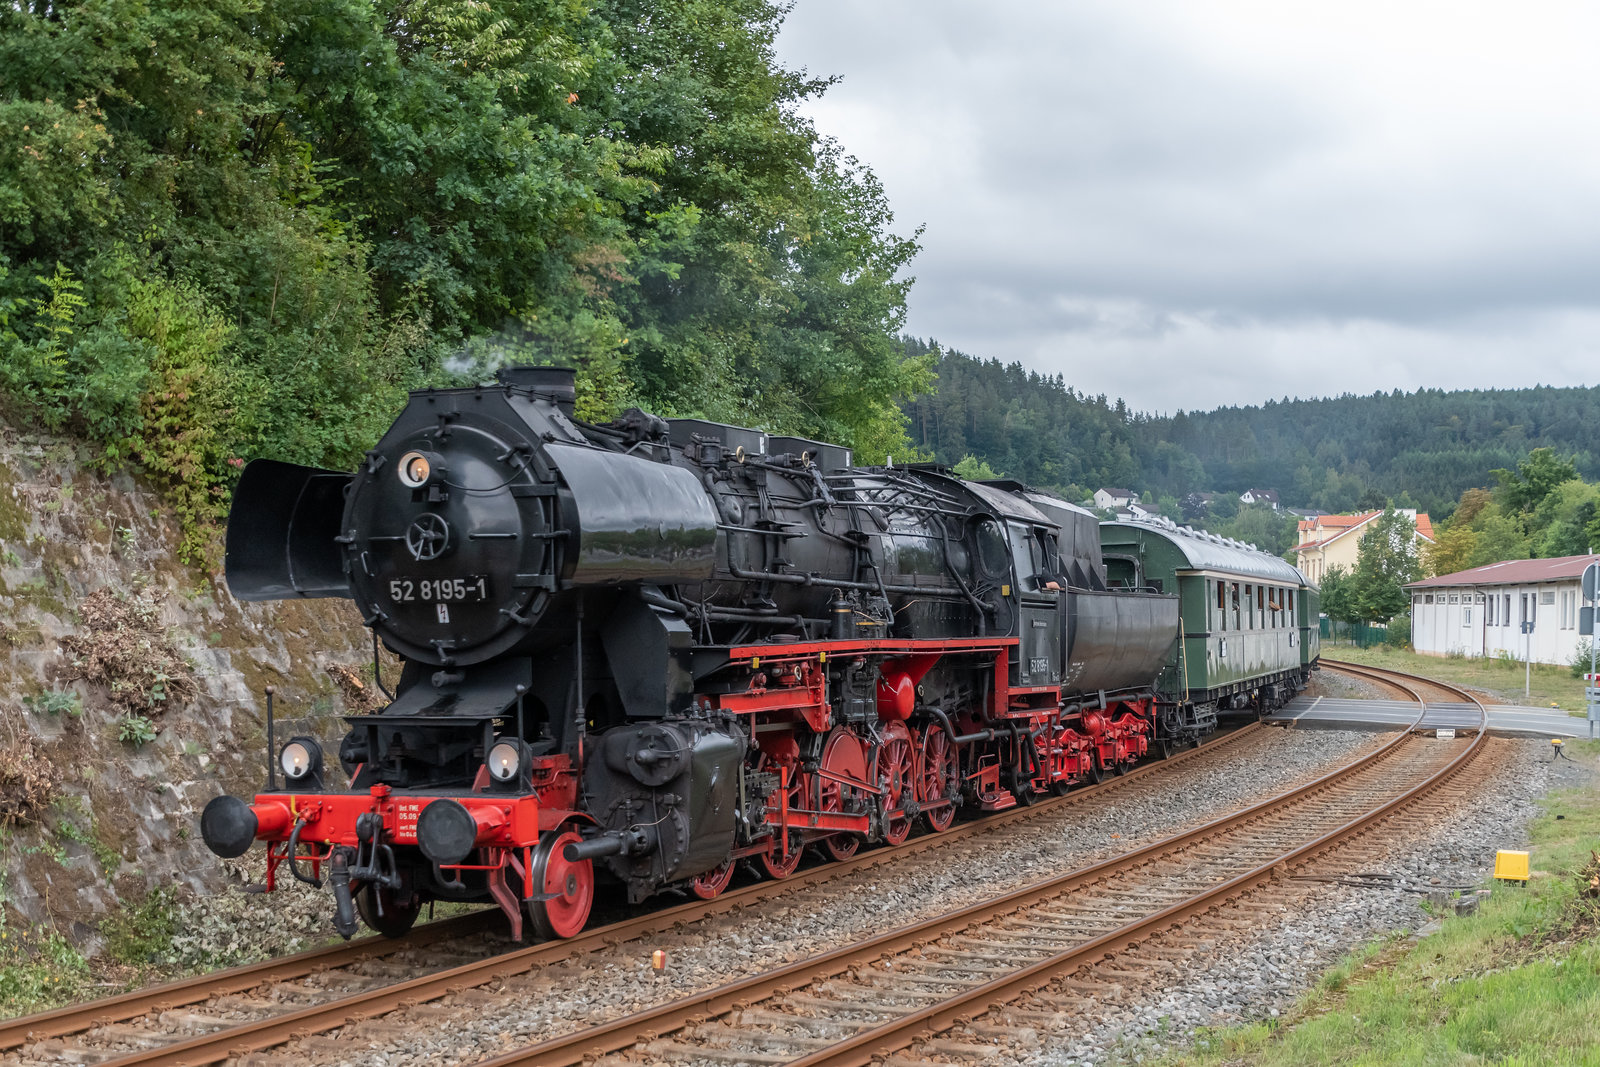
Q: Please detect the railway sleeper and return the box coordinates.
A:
[154,1010,230,1033]
[643,1040,792,1064]
[886,958,1018,977]
[21,1041,120,1065]
[731,1009,878,1035]
[784,993,903,1017]
[677,1027,843,1050]
[819,979,953,1004]
[917,946,1058,965]
[963,1020,1048,1043]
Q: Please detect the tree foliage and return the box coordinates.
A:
[0,0,927,558]
[1320,566,1358,624]
[1351,506,1422,623]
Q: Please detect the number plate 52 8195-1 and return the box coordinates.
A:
[388,576,490,603]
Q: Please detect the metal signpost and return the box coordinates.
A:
[1582,562,1599,740]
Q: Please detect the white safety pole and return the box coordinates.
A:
[1525,625,1531,701]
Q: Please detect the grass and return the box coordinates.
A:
[1328,642,1589,710]
[1161,740,1600,1066]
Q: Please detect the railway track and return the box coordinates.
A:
[1320,657,1490,731]
[2,722,1272,1066]
[458,664,1487,1067]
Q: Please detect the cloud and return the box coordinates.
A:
[776,1,1600,409]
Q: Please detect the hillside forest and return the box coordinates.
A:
[1,0,1598,574]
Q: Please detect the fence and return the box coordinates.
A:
[1319,618,1391,648]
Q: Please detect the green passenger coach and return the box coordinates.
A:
[1099,519,1318,730]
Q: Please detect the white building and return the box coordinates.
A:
[1408,554,1600,665]
[1239,488,1280,509]
[1094,488,1138,510]
[1113,501,1159,521]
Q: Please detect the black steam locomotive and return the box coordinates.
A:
[201,367,1202,940]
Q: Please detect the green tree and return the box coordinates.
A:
[1351,506,1423,622]
[1467,509,1531,567]
[951,455,1002,481]
[1355,487,1388,511]
[1423,522,1476,578]
[1320,566,1359,624]
[1530,479,1600,558]
[0,0,931,552]
[1210,506,1294,556]
[1491,448,1580,517]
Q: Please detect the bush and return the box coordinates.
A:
[117,713,157,746]
[1385,616,1412,650]
[101,887,178,966]
[22,689,81,717]
[1570,639,1596,679]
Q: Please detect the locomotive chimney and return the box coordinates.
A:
[498,365,577,416]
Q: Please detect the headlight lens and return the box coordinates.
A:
[487,741,521,782]
[398,451,432,488]
[279,738,322,780]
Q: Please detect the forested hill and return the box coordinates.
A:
[902,342,1600,517]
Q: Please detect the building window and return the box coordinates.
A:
[1449,594,1460,604]
[1504,594,1512,625]
[1425,594,1434,605]
[1487,597,1496,626]
[1541,590,1556,606]
[1463,607,1472,627]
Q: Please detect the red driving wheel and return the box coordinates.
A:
[817,768,860,861]
[917,722,958,832]
[690,858,735,899]
[817,728,867,861]
[526,829,595,940]
[877,721,915,845]
[759,831,803,879]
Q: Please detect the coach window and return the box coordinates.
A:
[1214,580,1226,630]
[1288,589,1295,616]
[1231,582,1242,630]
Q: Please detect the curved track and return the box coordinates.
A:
[468,663,1488,1067]
[1,724,1269,1065]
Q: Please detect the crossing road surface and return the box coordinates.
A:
[1269,694,1591,738]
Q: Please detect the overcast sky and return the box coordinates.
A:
[774,1,1600,413]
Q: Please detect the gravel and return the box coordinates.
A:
[305,726,1390,1067]
[1013,737,1596,1066]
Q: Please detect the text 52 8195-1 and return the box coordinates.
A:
[388,576,489,603]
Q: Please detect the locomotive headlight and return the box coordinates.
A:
[279,736,323,781]
[397,450,437,488]
[487,740,522,783]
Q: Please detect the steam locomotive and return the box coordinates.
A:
[201,366,1313,940]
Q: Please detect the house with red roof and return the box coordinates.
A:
[1408,554,1600,665]
[1294,509,1436,585]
